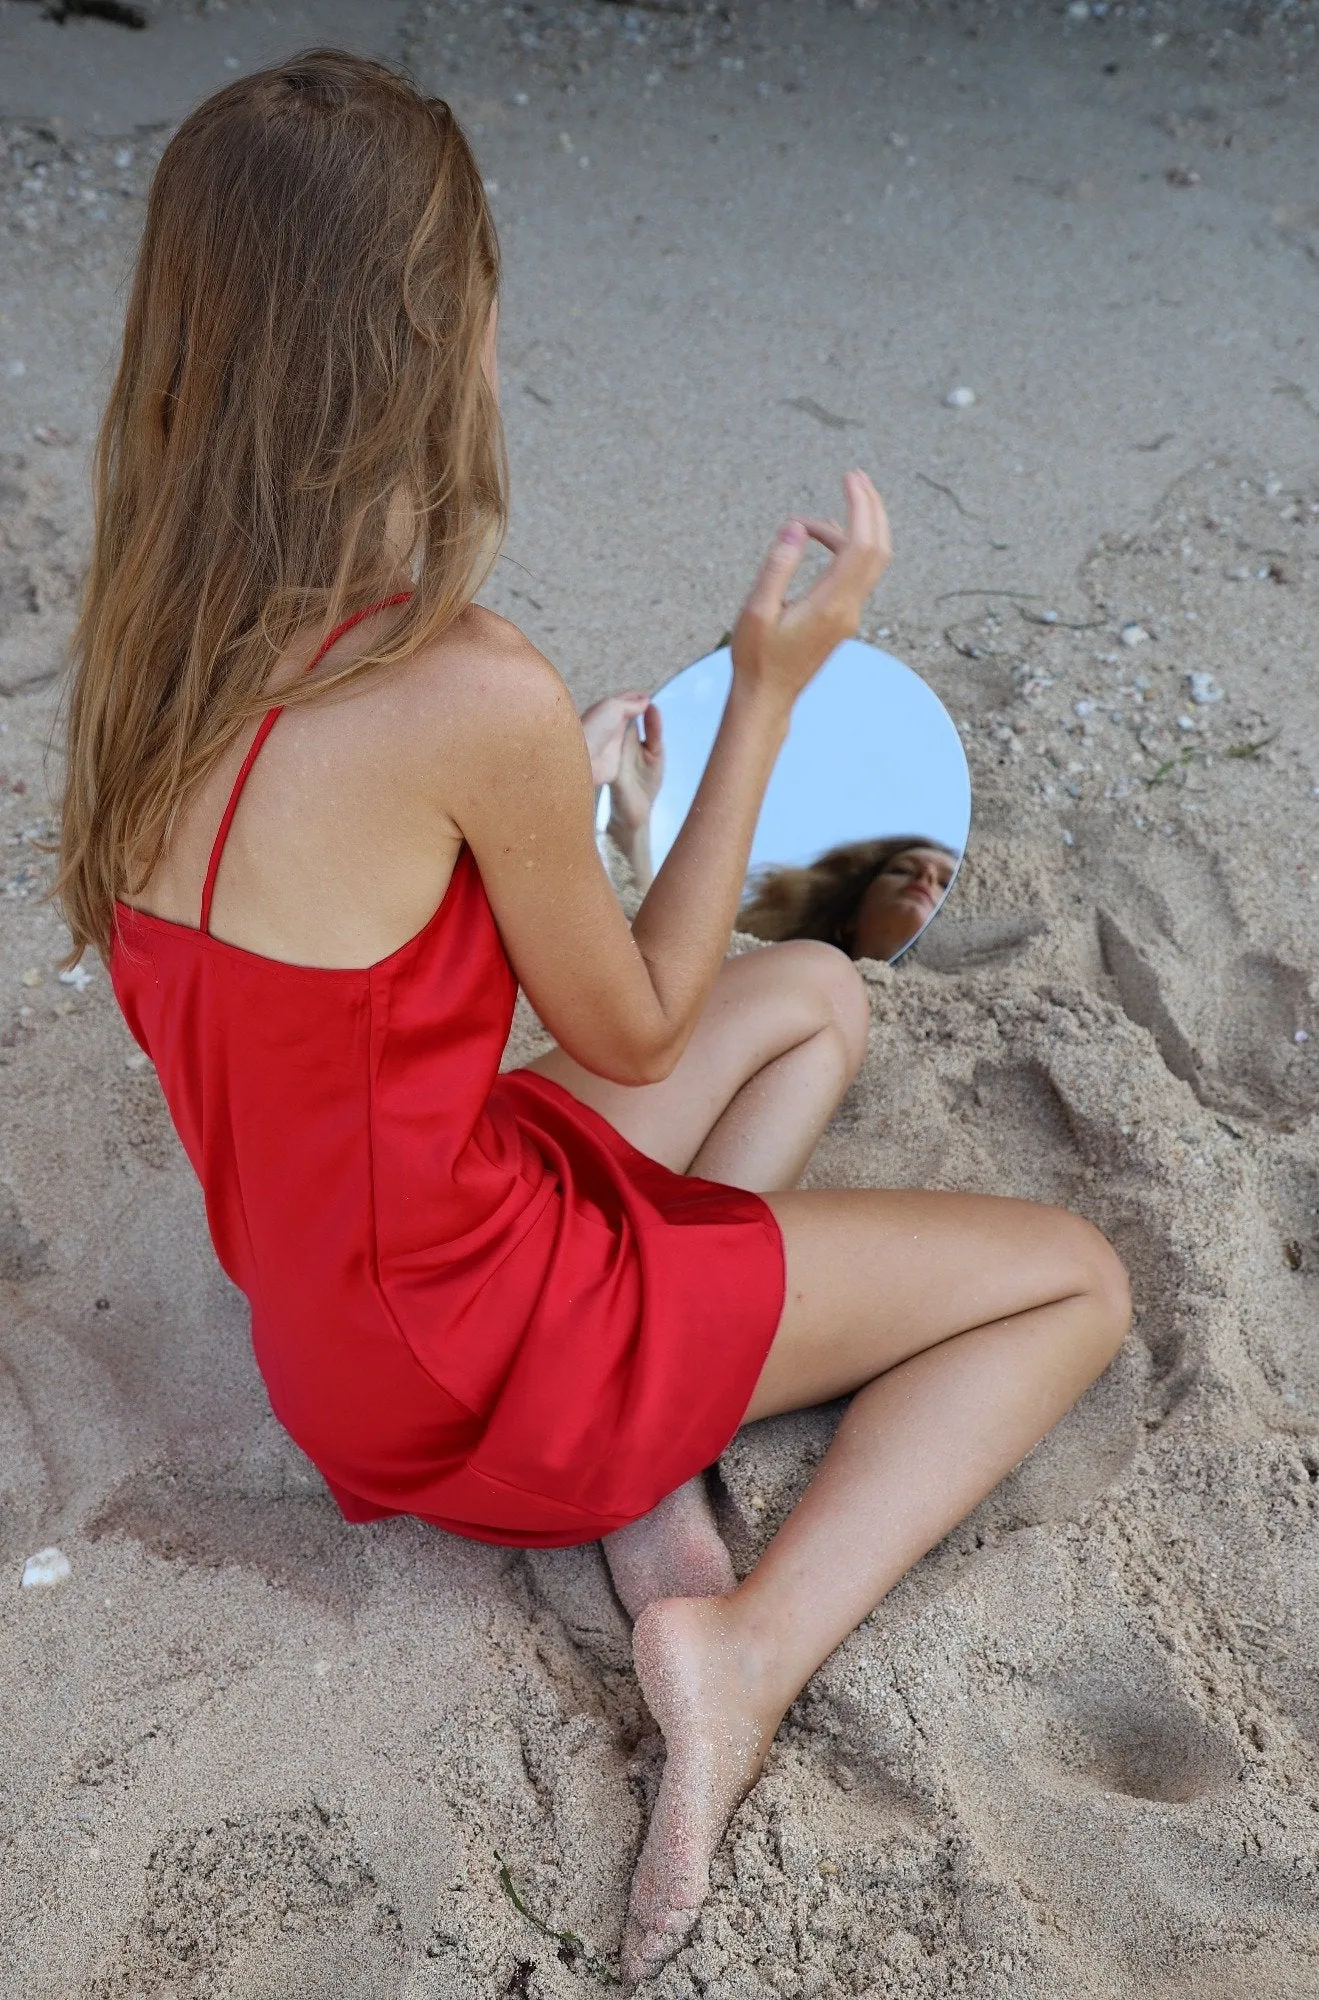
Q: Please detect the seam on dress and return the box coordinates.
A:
[466,1457,630,1530]
[363,965,482,1422]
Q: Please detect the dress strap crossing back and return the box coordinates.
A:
[199,594,412,934]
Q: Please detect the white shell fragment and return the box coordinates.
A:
[1120,623,1151,647]
[21,1547,71,1589]
[944,386,976,409]
[58,964,94,991]
[1187,671,1223,705]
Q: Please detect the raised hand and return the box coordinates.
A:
[730,470,890,711]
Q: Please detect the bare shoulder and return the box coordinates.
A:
[383,605,570,744]
[369,605,584,826]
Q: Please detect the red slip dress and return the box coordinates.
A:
[109,603,786,1548]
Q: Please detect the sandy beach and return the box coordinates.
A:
[2,0,1319,1992]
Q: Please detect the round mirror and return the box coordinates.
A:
[597,639,971,963]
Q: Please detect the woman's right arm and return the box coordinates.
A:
[437,472,889,1084]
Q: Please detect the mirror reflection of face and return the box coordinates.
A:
[850,845,956,961]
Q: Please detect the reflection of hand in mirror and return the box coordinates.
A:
[738,836,957,963]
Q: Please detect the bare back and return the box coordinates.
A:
[132,602,483,969]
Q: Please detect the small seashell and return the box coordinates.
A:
[20,967,41,988]
[1295,1029,1310,1046]
[1120,623,1151,647]
[944,386,976,409]
[58,964,94,991]
[21,1547,71,1589]
[1187,671,1223,705]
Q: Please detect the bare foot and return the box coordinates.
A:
[622,1595,781,1984]
[603,1474,737,1621]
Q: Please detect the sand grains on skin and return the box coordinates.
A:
[604,1474,738,1620]
[624,1595,779,1984]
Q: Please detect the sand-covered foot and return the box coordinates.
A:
[622,1596,779,1984]
[603,1474,737,1621]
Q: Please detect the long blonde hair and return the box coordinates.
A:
[738,836,956,951]
[60,49,506,960]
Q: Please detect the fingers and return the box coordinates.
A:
[584,692,650,722]
[797,517,846,554]
[802,471,890,622]
[622,710,663,772]
[734,474,891,694]
[583,691,656,785]
[741,518,809,625]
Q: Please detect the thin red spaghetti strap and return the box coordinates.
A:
[199,593,412,935]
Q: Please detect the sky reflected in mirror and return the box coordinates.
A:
[651,638,968,866]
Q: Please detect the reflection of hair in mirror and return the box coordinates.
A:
[737,836,958,963]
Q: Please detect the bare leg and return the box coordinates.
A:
[523,941,870,1617]
[525,939,869,1194]
[621,1189,1131,1982]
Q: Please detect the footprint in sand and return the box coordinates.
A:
[91,1806,404,2000]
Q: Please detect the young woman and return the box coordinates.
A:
[738,834,959,961]
[60,53,1130,1983]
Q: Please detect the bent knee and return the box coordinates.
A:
[1061,1212,1132,1359]
[775,939,870,1074]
